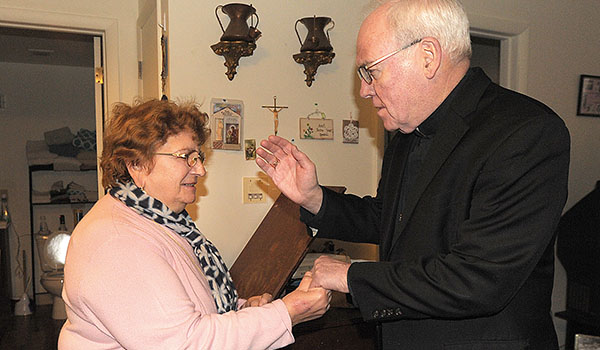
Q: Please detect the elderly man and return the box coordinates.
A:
[256,0,570,348]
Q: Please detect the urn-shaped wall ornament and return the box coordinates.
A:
[211,3,261,80]
[293,16,335,87]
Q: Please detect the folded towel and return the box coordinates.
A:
[53,156,82,171]
[49,143,79,157]
[76,150,97,160]
[26,140,58,165]
[28,158,56,166]
[68,192,88,203]
[44,127,74,146]
[50,181,69,203]
[32,190,51,204]
[76,151,98,169]
[26,140,49,153]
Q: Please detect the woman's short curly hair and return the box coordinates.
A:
[101,99,209,189]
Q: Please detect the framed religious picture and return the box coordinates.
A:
[211,98,243,150]
[244,139,256,160]
[577,75,600,117]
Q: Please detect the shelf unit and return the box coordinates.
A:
[28,164,98,307]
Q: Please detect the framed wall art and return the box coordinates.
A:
[211,98,243,150]
[577,75,600,117]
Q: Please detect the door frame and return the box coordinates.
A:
[0,6,119,112]
[0,6,119,195]
[468,13,530,93]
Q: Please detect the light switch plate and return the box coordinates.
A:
[243,177,267,204]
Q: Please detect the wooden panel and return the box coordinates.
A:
[230,186,345,299]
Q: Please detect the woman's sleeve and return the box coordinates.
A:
[76,234,294,350]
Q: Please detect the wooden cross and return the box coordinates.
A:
[261,96,288,135]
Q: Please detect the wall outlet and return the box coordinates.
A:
[243,177,267,204]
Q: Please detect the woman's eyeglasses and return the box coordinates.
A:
[155,150,205,167]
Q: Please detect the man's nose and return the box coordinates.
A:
[359,79,375,99]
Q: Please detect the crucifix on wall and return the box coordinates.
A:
[261,96,288,135]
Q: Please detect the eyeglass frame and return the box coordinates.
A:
[155,150,205,168]
[357,38,423,84]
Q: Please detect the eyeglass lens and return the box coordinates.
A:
[186,151,203,167]
[358,67,373,84]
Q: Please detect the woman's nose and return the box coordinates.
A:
[191,161,206,177]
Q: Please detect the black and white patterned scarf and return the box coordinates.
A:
[110,180,238,313]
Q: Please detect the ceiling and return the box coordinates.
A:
[0,27,95,67]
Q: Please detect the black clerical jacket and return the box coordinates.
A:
[302,68,570,349]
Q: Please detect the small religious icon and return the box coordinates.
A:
[261,96,288,135]
[244,139,257,160]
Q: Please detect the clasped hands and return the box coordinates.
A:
[240,257,350,325]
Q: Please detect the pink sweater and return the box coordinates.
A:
[58,195,294,350]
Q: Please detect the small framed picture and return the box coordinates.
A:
[342,120,359,144]
[244,139,256,160]
[577,75,600,117]
[211,98,243,150]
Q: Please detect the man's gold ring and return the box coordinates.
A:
[271,159,279,168]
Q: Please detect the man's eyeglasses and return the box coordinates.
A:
[155,150,205,167]
[357,38,422,84]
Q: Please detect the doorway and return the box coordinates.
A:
[0,26,104,305]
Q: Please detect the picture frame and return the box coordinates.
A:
[577,75,600,117]
[210,98,243,150]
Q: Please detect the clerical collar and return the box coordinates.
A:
[413,68,475,138]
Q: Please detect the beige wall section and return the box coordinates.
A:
[166,0,381,266]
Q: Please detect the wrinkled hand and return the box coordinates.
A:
[255,135,323,214]
[282,271,331,326]
[239,293,273,309]
[309,255,351,293]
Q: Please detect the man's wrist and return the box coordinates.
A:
[302,186,324,214]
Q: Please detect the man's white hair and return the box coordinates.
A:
[377,0,472,63]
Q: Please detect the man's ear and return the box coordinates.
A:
[126,162,146,189]
[420,37,442,79]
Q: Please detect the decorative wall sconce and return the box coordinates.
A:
[211,3,261,81]
[293,16,335,87]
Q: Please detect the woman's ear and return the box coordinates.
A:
[126,162,147,189]
[420,37,442,79]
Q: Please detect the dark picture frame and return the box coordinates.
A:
[577,75,600,117]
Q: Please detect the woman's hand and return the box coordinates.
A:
[282,271,331,326]
[239,293,273,309]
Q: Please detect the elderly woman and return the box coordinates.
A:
[58,99,330,350]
